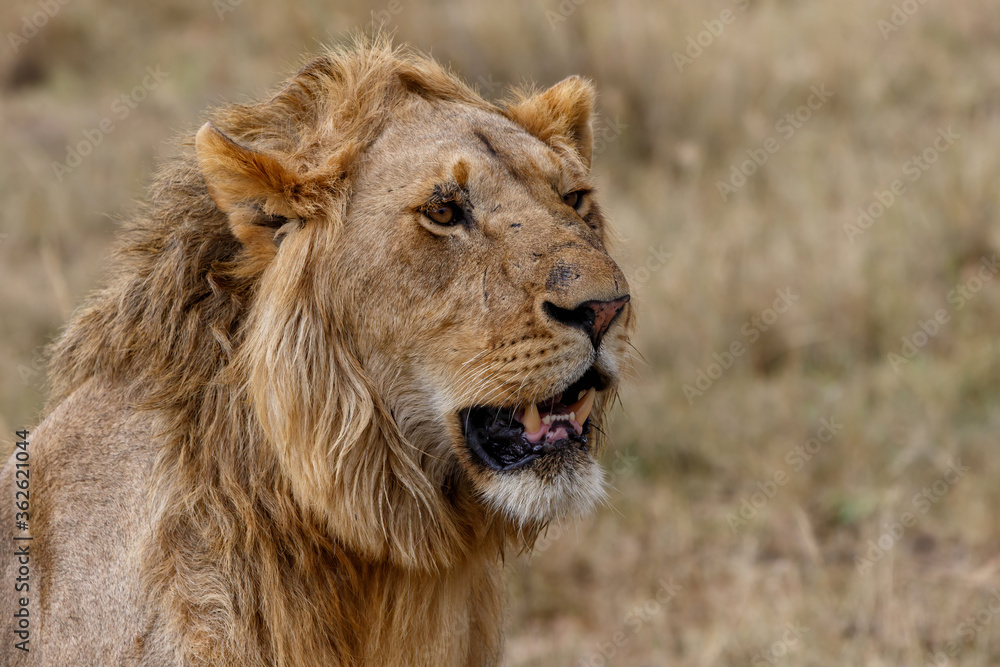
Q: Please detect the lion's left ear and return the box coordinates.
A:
[195,122,330,264]
[504,75,596,169]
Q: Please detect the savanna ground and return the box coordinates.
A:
[2,1,999,665]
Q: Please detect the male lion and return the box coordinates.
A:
[0,38,633,666]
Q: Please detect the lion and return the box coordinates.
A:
[0,37,633,666]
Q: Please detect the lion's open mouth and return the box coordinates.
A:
[460,366,605,471]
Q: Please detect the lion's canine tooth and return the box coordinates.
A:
[578,390,585,400]
[569,388,596,425]
[523,402,541,433]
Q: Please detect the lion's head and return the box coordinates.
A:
[51,38,633,572]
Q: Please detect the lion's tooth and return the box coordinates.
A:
[523,402,541,433]
[570,388,596,425]
[542,415,552,426]
[578,390,585,400]
[569,411,576,423]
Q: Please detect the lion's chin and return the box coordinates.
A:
[473,448,607,525]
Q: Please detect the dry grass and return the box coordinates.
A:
[2,0,1000,664]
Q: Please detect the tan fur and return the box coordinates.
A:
[0,36,633,666]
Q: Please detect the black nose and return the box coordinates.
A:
[544,295,630,349]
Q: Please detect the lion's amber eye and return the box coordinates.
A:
[426,202,462,226]
[563,191,583,210]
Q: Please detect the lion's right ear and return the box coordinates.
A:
[504,76,596,170]
[195,122,320,259]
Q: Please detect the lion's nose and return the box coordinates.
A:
[543,295,630,350]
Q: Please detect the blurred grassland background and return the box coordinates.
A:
[2,0,1000,664]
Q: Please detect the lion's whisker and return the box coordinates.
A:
[454,355,520,407]
[460,346,499,368]
[625,340,649,366]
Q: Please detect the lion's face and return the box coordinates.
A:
[195,60,634,560]
[335,97,633,523]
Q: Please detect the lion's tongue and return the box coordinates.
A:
[517,388,596,443]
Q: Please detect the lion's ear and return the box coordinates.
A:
[195,122,302,215]
[195,122,316,257]
[504,75,596,169]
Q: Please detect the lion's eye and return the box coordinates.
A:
[563,191,584,210]
[425,202,463,226]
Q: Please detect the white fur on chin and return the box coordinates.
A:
[477,453,607,525]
